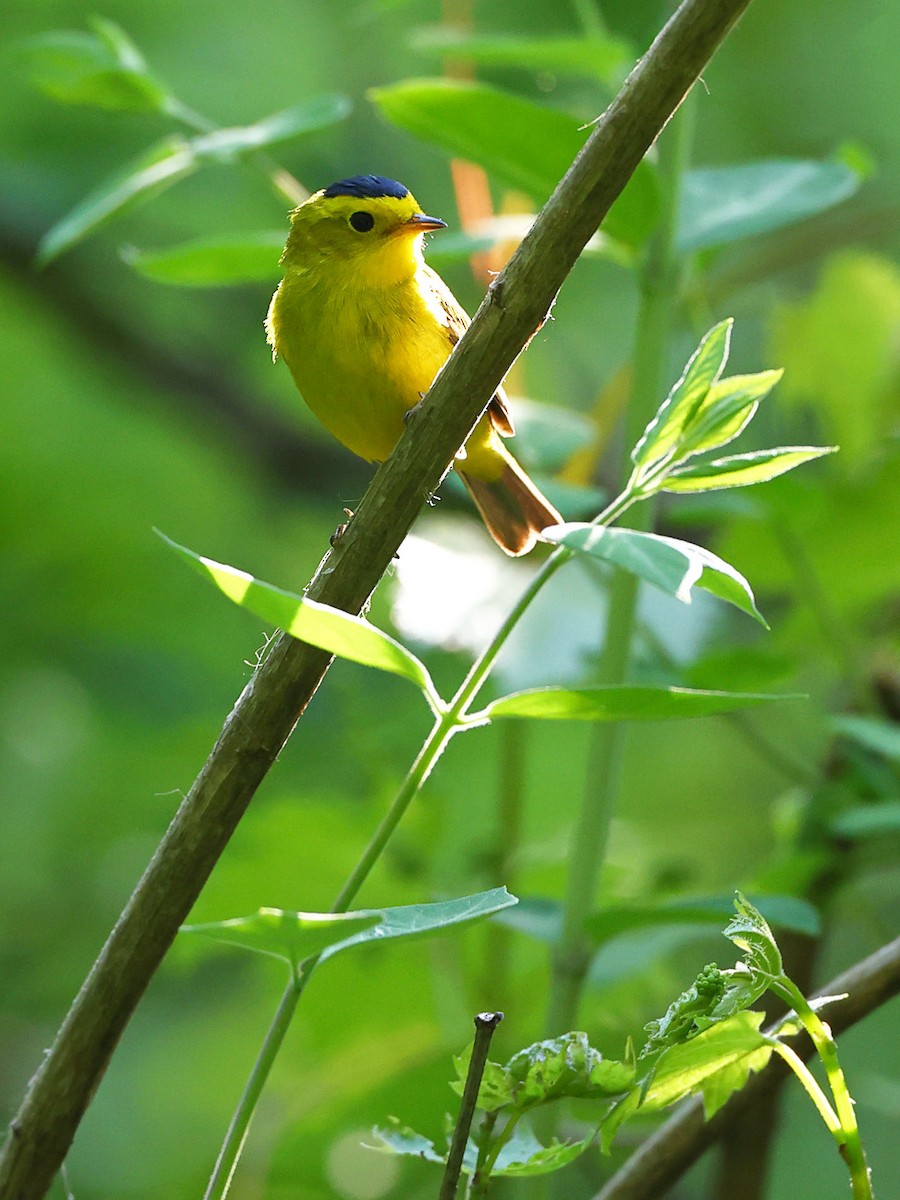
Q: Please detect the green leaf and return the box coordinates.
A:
[493,1125,596,1176]
[409,28,631,82]
[664,446,836,492]
[483,686,798,722]
[189,94,351,162]
[371,1120,445,1163]
[543,525,766,624]
[642,1011,772,1118]
[832,715,900,761]
[180,909,381,968]
[586,893,821,946]
[676,370,783,460]
[123,231,284,286]
[631,320,732,474]
[183,888,517,969]
[37,136,196,264]
[370,78,586,202]
[723,892,784,982]
[16,21,166,112]
[157,532,440,702]
[831,802,900,840]
[678,159,861,253]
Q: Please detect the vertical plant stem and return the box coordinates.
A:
[440,1012,505,1200]
[544,94,696,1039]
[774,982,873,1198]
[483,722,527,1001]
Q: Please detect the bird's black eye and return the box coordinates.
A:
[349,210,375,233]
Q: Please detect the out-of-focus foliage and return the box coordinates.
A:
[1,1,898,1199]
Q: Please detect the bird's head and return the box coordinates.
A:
[280,175,447,287]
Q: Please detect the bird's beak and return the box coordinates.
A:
[398,212,448,234]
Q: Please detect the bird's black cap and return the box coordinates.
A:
[322,175,409,201]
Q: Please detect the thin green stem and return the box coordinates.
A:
[203,981,300,1200]
[543,95,695,1041]
[773,981,873,1198]
[766,1038,840,1134]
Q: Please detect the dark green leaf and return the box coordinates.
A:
[409,28,631,82]
[37,137,197,264]
[631,320,732,474]
[157,532,439,701]
[483,686,798,722]
[586,893,820,946]
[543,525,766,624]
[123,232,284,286]
[664,446,836,492]
[678,160,861,253]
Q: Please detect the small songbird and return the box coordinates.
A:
[265,174,561,555]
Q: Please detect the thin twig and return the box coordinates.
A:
[440,1012,505,1200]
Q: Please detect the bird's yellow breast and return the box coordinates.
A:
[268,264,454,464]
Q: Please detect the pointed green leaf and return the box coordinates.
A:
[157,532,440,701]
[631,320,732,474]
[16,24,166,112]
[180,910,381,968]
[832,714,900,761]
[410,28,631,82]
[677,370,783,460]
[190,94,351,162]
[543,525,766,624]
[723,892,783,981]
[183,889,516,969]
[483,686,798,722]
[642,1011,772,1118]
[664,446,836,492]
[123,231,284,286]
[678,160,861,253]
[37,136,197,264]
[317,888,518,963]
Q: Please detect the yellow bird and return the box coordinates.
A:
[266,174,561,555]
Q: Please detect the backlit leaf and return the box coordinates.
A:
[483,686,797,722]
[543,525,766,624]
[664,446,836,492]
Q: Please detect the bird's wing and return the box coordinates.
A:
[423,265,516,438]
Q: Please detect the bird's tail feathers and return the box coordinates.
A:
[459,455,561,557]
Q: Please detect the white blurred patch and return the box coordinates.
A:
[327,1128,399,1200]
[393,515,721,693]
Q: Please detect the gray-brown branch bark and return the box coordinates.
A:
[0,1,755,1196]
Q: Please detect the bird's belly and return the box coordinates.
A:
[279,287,448,464]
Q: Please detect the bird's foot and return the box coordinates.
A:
[329,508,355,547]
[403,392,427,425]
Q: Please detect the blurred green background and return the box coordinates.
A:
[1,1,898,1198]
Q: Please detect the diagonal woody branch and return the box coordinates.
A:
[0,2,754,1197]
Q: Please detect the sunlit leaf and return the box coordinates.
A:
[631,320,732,473]
[678,159,861,252]
[123,231,284,285]
[189,94,351,161]
[16,20,166,112]
[483,685,797,722]
[182,889,516,969]
[410,28,631,82]
[157,532,439,702]
[663,446,836,492]
[180,909,380,968]
[642,1011,772,1118]
[676,370,783,459]
[543,525,766,624]
[37,136,196,264]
